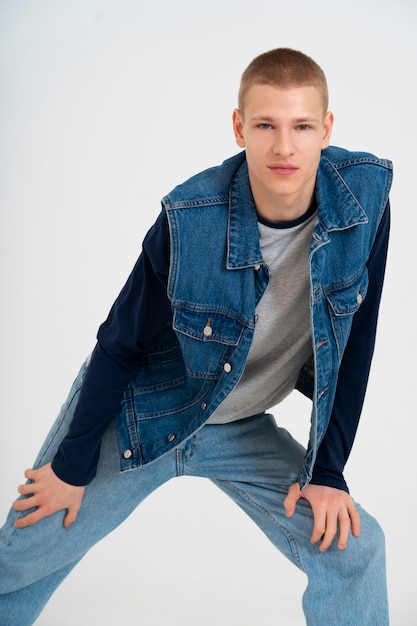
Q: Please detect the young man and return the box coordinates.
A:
[0,48,392,624]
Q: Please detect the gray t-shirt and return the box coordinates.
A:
[207,210,316,424]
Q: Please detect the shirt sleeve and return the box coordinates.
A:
[51,210,172,486]
[310,202,390,493]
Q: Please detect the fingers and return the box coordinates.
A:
[13,468,43,511]
[311,509,341,552]
[284,482,301,518]
[336,510,351,550]
[348,499,361,538]
[63,504,81,528]
[295,484,361,552]
[13,476,37,514]
[310,499,360,552]
[24,468,37,481]
[334,497,360,549]
[13,489,53,528]
[14,509,45,529]
[12,496,36,512]
[16,482,35,498]
[12,464,86,529]
[309,499,340,552]
[310,508,332,551]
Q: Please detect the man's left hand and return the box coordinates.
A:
[284,482,361,552]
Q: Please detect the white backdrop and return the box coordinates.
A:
[1,1,416,624]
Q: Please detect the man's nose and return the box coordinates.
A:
[272,129,294,156]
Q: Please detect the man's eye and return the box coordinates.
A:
[258,123,272,129]
[297,124,311,131]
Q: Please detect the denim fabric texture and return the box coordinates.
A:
[0,147,392,623]
[114,148,392,490]
[0,362,389,624]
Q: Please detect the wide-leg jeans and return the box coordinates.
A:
[0,363,389,625]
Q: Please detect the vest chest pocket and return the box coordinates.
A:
[173,307,248,377]
[324,266,369,358]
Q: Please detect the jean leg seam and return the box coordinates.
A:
[176,449,184,476]
[219,479,305,572]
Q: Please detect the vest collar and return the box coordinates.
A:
[315,154,368,231]
[226,153,368,269]
[227,160,263,269]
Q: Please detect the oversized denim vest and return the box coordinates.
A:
[115,147,392,489]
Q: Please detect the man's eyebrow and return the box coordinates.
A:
[249,115,320,123]
[250,115,275,122]
[293,117,320,123]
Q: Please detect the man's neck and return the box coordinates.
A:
[249,175,316,223]
[255,190,315,223]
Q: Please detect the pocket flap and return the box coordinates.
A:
[173,307,246,345]
[325,267,369,316]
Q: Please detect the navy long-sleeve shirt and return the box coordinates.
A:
[51,204,390,491]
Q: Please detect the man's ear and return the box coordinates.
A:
[321,111,334,149]
[232,109,245,148]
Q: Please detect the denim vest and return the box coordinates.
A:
[115,147,392,488]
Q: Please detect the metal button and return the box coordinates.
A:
[223,362,232,373]
[254,314,259,323]
[167,433,176,442]
[123,449,132,459]
[203,317,212,337]
[254,264,261,271]
[357,291,363,304]
[201,402,207,410]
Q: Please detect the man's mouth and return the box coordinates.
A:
[268,164,298,176]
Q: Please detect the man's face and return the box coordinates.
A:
[233,84,333,220]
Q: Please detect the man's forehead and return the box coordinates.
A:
[242,83,326,116]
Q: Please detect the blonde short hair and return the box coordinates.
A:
[238,48,329,115]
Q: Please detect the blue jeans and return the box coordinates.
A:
[0,364,389,625]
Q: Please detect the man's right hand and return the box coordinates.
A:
[13,463,85,529]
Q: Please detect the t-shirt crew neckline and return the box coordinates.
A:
[256,194,317,230]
